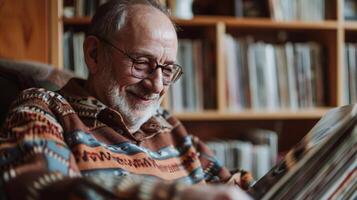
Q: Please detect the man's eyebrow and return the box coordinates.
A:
[129,52,155,59]
[129,51,176,64]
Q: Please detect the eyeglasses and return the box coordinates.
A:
[96,36,183,85]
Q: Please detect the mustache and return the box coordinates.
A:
[126,85,160,100]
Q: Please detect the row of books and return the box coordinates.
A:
[177,0,324,20]
[63,31,88,78]
[343,43,357,104]
[205,129,278,180]
[191,0,269,18]
[63,0,326,22]
[169,39,216,112]
[225,34,325,111]
[269,0,325,21]
[237,0,269,18]
[344,0,357,20]
[63,0,169,18]
[63,0,109,18]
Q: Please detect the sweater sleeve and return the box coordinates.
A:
[0,88,182,200]
[160,108,254,190]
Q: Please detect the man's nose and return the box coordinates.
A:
[142,68,164,93]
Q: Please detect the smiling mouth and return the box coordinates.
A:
[128,91,157,102]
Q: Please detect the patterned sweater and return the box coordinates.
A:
[0,78,253,200]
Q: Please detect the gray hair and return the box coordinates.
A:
[87,0,173,40]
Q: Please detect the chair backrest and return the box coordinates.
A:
[0,59,74,125]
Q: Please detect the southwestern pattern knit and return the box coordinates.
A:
[0,78,253,200]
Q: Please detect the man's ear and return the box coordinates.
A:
[84,35,100,74]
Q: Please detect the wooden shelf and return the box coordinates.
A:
[223,18,338,30]
[174,108,331,121]
[189,16,338,30]
[174,16,219,26]
[344,21,357,30]
[63,16,91,25]
[63,16,339,30]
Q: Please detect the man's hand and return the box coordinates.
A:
[177,184,253,200]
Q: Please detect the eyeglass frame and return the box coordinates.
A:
[94,35,183,85]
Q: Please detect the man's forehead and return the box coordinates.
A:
[107,4,177,60]
[113,5,177,46]
[124,4,174,32]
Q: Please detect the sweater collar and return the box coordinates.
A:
[58,78,172,141]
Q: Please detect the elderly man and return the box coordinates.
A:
[0,0,253,199]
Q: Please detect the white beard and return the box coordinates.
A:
[107,82,162,132]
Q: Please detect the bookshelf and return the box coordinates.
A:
[49,0,356,152]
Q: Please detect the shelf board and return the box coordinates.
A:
[63,16,338,30]
[344,21,357,30]
[176,16,338,30]
[63,16,91,25]
[174,108,332,120]
[63,16,220,26]
[223,18,338,30]
[174,16,221,26]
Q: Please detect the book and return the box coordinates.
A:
[225,34,241,111]
[310,42,324,106]
[249,104,357,199]
[192,40,204,111]
[169,41,184,112]
[264,44,279,110]
[73,32,88,79]
[275,45,290,108]
[348,44,357,103]
[252,145,270,180]
[63,31,74,72]
[234,0,244,17]
[75,0,84,17]
[343,46,350,105]
[285,42,298,110]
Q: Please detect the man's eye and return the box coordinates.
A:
[133,61,149,70]
[135,59,149,64]
[162,67,174,76]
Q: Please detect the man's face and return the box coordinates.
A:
[95,5,178,129]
